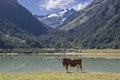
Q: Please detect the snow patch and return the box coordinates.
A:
[47,14,58,18]
[58,9,68,16]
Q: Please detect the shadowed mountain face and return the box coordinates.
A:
[60,0,120,48]
[0,0,50,35]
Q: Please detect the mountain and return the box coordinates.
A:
[60,0,106,30]
[0,0,52,49]
[0,0,120,50]
[36,9,76,28]
[60,0,120,48]
[0,0,50,35]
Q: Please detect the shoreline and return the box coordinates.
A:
[0,52,120,59]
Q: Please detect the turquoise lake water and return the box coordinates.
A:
[0,55,120,73]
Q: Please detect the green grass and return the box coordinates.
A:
[80,49,120,58]
[82,49,120,54]
[0,71,120,80]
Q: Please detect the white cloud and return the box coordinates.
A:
[40,0,75,10]
[40,0,91,11]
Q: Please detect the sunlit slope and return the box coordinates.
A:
[60,0,120,48]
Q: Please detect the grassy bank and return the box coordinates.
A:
[80,49,120,58]
[1,48,120,54]
[82,49,120,54]
[0,71,120,80]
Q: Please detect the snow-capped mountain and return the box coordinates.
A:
[35,8,77,28]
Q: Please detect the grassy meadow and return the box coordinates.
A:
[82,49,120,54]
[80,49,120,58]
[0,71,120,80]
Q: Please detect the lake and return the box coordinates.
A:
[0,54,120,73]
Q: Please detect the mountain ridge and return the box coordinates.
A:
[60,0,107,30]
[36,8,77,28]
[60,0,120,48]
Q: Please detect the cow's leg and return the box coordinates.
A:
[80,65,82,72]
[66,65,69,72]
[77,64,79,72]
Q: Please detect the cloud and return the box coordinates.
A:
[40,0,75,10]
[39,0,91,11]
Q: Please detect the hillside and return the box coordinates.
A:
[0,0,50,35]
[0,0,52,49]
[60,0,120,48]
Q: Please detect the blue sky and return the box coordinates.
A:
[18,0,93,15]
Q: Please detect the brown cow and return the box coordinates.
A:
[60,58,82,72]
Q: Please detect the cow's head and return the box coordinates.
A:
[59,57,63,63]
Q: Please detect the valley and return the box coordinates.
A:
[0,0,120,79]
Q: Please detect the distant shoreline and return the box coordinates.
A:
[0,49,120,55]
[0,51,120,58]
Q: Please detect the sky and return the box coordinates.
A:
[18,0,93,15]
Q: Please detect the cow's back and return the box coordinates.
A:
[70,58,82,67]
[62,58,82,66]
